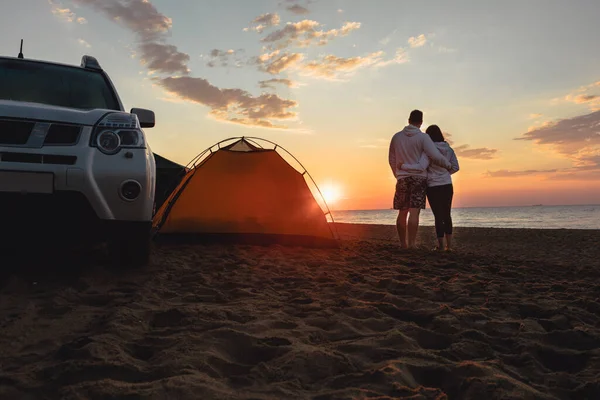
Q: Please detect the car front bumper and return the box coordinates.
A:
[0,190,152,243]
[0,129,155,224]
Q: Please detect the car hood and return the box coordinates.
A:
[0,100,125,126]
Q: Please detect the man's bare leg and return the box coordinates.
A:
[396,210,409,248]
[407,208,421,248]
[437,237,445,251]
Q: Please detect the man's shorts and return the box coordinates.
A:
[393,176,427,210]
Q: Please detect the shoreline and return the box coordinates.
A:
[331,221,600,231]
[332,203,600,212]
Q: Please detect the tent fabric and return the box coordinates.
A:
[220,138,261,152]
[153,139,337,247]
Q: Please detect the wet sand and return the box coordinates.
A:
[1,223,599,399]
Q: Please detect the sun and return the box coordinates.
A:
[320,182,343,206]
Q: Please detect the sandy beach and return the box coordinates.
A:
[1,223,599,400]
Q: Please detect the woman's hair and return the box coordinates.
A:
[425,125,445,143]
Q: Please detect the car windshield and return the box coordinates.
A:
[0,58,120,110]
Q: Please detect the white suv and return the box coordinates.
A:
[0,54,156,267]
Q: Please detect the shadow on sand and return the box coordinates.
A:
[0,243,114,286]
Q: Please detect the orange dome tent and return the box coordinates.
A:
[152,137,338,247]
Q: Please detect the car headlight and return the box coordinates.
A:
[91,112,146,154]
[96,130,121,154]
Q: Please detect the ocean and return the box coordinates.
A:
[331,205,600,230]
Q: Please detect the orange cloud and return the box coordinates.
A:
[49,0,87,23]
[245,13,281,33]
[78,0,298,129]
[374,48,409,67]
[408,34,427,48]
[518,110,600,157]
[484,169,557,178]
[258,78,299,90]
[262,20,361,49]
[158,76,298,128]
[564,80,600,111]
[256,51,305,75]
[454,145,498,160]
[300,51,384,80]
[505,110,600,179]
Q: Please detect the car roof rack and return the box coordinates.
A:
[81,55,102,71]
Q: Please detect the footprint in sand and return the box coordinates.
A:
[203,329,292,370]
[535,345,590,373]
[150,309,188,328]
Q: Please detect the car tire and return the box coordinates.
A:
[108,230,151,268]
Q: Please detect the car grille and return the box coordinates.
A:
[0,119,82,146]
[44,124,81,145]
[0,151,77,165]
[0,120,35,145]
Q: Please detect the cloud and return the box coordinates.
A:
[517,110,600,158]
[287,4,310,15]
[138,42,190,75]
[454,144,499,160]
[262,20,361,49]
[566,94,600,110]
[563,80,600,111]
[484,169,558,178]
[77,38,91,48]
[49,0,87,23]
[73,0,190,75]
[258,78,299,90]
[77,0,298,129]
[529,113,543,119]
[513,110,600,178]
[251,45,407,80]
[300,51,385,80]
[206,49,244,68]
[158,76,297,128]
[408,34,427,48]
[569,94,599,103]
[374,48,409,68]
[254,51,305,75]
[548,169,600,181]
[379,29,398,46]
[245,13,281,33]
[484,167,600,180]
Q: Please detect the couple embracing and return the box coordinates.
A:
[388,110,460,251]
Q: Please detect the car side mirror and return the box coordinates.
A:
[131,108,155,128]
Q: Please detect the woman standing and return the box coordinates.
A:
[401,125,459,251]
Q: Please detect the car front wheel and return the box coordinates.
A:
[107,224,152,268]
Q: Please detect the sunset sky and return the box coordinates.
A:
[2,0,599,209]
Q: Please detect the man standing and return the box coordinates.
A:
[388,110,451,248]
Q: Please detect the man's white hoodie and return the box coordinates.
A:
[388,124,452,180]
[401,141,460,187]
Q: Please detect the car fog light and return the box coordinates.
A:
[120,180,141,201]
